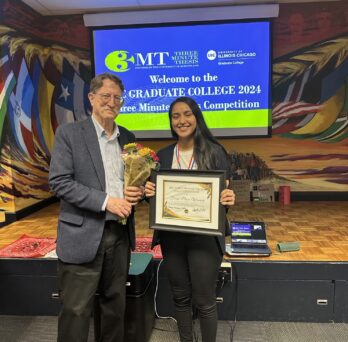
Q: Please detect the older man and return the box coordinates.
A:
[49,73,143,342]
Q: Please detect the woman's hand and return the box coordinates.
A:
[124,186,144,205]
[220,188,235,207]
[144,181,156,198]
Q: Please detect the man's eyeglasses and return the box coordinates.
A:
[95,93,124,105]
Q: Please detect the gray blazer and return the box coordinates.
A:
[49,117,136,264]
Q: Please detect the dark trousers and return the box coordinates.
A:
[57,221,130,342]
[161,232,222,342]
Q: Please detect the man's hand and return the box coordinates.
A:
[106,197,132,218]
[124,186,144,206]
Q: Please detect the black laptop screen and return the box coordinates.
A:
[231,222,267,244]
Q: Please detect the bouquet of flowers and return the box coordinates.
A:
[120,143,159,224]
[122,143,159,187]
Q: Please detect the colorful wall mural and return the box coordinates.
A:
[0,0,91,218]
[0,1,347,224]
[220,1,348,193]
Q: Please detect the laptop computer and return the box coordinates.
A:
[225,221,271,256]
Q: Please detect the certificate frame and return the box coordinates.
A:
[149,169,226,236]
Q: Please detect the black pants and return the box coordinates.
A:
[57,221,130,342]
[161,232,222,342]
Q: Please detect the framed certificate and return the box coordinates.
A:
[149,169,226,236]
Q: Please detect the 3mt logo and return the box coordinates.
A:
[105,50,170,72]
[105,51,134,72]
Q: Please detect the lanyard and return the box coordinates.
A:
[175,144,196,170]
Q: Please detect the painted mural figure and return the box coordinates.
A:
[49,73,143,342]
[315,9,333,40]
[288,12,306,44]
[145,97,235,342]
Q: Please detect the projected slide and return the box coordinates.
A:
[93,21,271,138]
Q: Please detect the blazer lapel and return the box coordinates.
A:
[117,129,129,149]
[161,144,176,169]
[82,118,106,190]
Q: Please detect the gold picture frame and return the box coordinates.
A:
[149,169,226,236]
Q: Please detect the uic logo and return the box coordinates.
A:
[207,50,217,61]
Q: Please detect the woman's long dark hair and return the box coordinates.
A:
[169,97,228,170]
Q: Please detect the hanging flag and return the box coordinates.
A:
[79,61,92,84]
[54,58,90,125]
[79,61,92,115]
[73,71,90,121]
[316,117,348,142]
[272,34,348,141]
[37,67,56,153]
[31,59,53,155]
[272,67,320,134]
[54,60,75,126]
[7,58,35,159]
[0,47,16,143]
[43,56,62,132]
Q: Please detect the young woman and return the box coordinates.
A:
[145,97,235,342]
